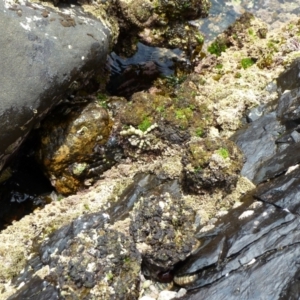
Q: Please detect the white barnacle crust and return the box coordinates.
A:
[174,274,198,286]
[238,210,254,220]
[120,123,159,150]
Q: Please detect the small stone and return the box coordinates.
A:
[157,290,177,300]
[140,296,156,300]
[176,288,187,298]
[142,280,152,289]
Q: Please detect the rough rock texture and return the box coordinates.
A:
[232,58,300,184]
[182,137,243,194]
[110,0,210,55]
[4,11,300,300]
[0,0,113,172]
[36,101,114,195]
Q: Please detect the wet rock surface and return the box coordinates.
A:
[0,0,112,172]
[176,58,300,300]
[232,58,300,184]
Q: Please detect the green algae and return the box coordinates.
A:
[240,58,255,69]
[138,117,152,132]
[217,147,229,159]
[208,40,227,56]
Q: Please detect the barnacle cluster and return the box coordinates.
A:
[120,123,162,153]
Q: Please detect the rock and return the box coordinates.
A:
[157,290,177,300]
[36,101,114,195]
[5,11,300,300]
[113,0,210,55]
[182,137,243,194]
[232,112,284,182]
[5,172,198,299]
[232,61,300,184]
[173,59,300,300]
[0,0,112,172]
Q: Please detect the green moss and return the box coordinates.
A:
[194,166,202,173]
[97,93,108,108]
[83,203,90,211]
[215,64,223,69]
[123,257,131,264]
[138,117,152,132]
[267,40,279,52]
[208,40,227,56]
[175,107,193,120]
[195,32,204,44]
[195,127,204,137]
[248,28,255,36]
[156,105,165,113]
[217,147,229,159]
[240,58,255,69]
[57,195,64,201]
[106,271,114,281]
[235,72,242,78]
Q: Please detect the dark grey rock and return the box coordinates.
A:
[276,57,300,93]
[0,0,112,171]
[231,112,284,182]
[178,173,300,299]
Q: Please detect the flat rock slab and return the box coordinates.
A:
[0,0,112,170]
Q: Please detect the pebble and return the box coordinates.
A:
[140,296,156,300]
[176,288,187,298]
[157,291,177,300]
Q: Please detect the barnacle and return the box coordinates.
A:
[120,123,163,153]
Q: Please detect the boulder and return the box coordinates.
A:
[0,0,113,172]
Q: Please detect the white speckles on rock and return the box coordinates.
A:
[246,258,256,266]
[20,22,31,31]
[249,201,263,210]
[199,224,215,233]
[68,45,72,49]
[81,56,85,60]
[216,210,228,217]
[33,16,42,21]
[238,210,254,220]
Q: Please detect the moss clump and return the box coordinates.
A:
[248,28,255,36]
[120,74,214,144]
[217,147,229,159]
[97,93,109,109]
[240,58,255,69]
[195,128,204,137]
[208,40,227,56]
[138,117,152,132]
